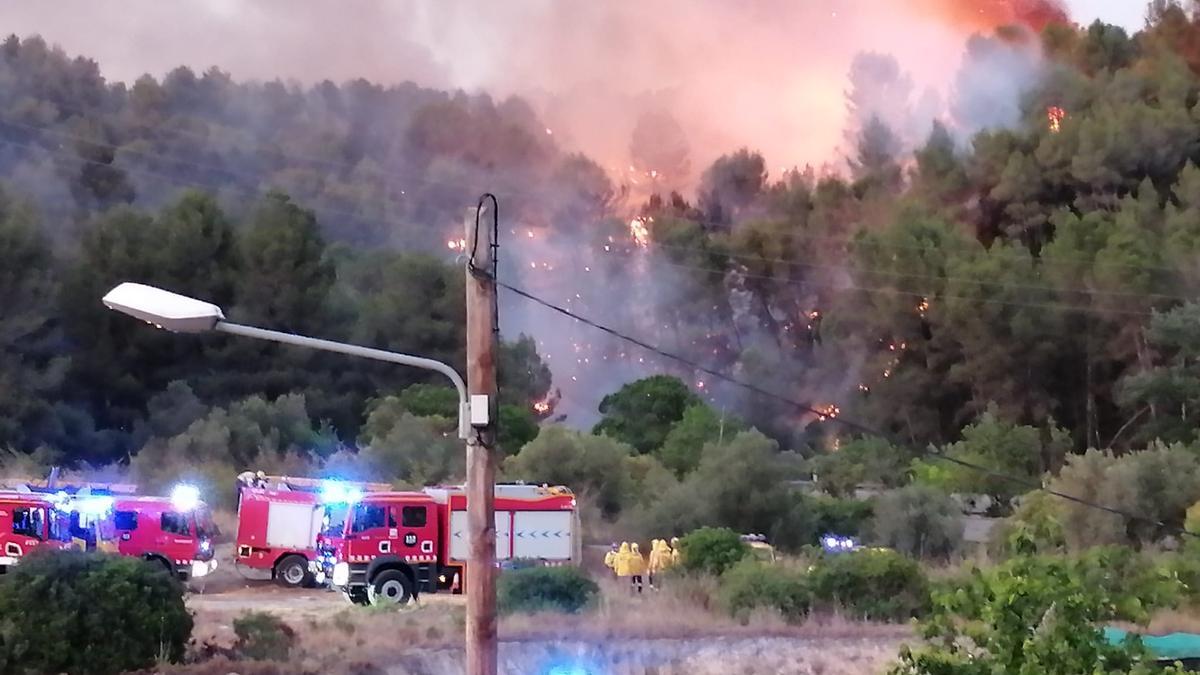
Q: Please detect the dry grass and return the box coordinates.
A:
[173,574,913,674]
[501,575,913,643]
[1113,608,1200,635]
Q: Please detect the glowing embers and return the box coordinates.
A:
[1046,105,1065,134]
[815,404,841,421]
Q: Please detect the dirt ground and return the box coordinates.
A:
[182,557,910,675]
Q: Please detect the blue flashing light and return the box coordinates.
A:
[820,533,860,553]
[73,496,114,516]
[546,666,590,675]
[320,481,363,505]
[171,484,201,512]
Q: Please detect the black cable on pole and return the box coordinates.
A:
[496,279,1192,540]
[472,194,501,451]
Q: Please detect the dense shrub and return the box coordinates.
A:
[719,559,811,622]
[868,485,963,560]
[498,565,598,614]
[233,611,296,661]
[1161,552,1200,606]
[1075,547,1182,613]
[0,549,192,675]
[892,555,1184,675]
[678,527,748,576]
[809,549,930,620]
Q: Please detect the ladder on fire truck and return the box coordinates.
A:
[0,470,138,496]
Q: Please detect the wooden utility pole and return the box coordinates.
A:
[464,203,498,675]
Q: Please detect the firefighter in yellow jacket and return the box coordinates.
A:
[647,539,670,590]
[628,542,647,594]
[669,537,682,567]
[603,542,618,575]
[613,542,633,578]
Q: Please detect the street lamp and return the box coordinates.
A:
[101,282,471,439]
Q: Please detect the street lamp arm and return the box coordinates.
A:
[215,321,470,438]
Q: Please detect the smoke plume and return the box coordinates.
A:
[0,0,1068,176]
[0,0,1073,431]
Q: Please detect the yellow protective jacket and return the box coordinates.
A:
[603,549,617,571]
[628,543,647,576]
[669,538,682,567]
[646,539,661,573]
[648,539,669,573]
[614,542,633,577]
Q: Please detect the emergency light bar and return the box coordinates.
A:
[69,495,115,516]
[320,481,364,504]
[249,474,391,494]
[820,534,860,553]
[171,484,202,512]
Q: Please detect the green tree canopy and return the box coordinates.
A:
[593,375,700,455]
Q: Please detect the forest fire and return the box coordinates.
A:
[1047,105,1065,133]
[815,404,841,421]
[446,238,466,251]
[916,0,1068,33]
[532,389,561,417]
[629,217,651,248]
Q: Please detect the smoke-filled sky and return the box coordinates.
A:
[0,0,1145,173]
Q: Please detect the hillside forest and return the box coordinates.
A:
[10,5,1200,551]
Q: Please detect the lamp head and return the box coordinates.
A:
[102,283,224,333]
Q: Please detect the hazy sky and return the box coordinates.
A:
[1066,0,1144,31]
[0,1,1158,170]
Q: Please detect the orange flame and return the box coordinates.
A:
[447,238,466,251]
[914,0,1068,33]
[1047,106,1065,134]
[629,217,650,248]
[815,404,841,421]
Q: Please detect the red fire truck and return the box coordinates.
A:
[234,475,390,587]
[0,492,73,572]
[112,485,218,581]
[328,484,579,605]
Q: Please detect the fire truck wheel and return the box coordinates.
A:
[368,570,414,606]
[274,556,310,588]
[343,587,370,605]
[146,555,174,577]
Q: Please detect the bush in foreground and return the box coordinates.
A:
[498,565,598,614]
[678,527,748,576]
[234,611,296,661]
[0,549,192,675]
[891,555,1188,675]
[719,559,811,622]
[809,549,929,621]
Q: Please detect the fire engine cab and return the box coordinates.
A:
[0,492,72,572]
[112,485,217,581]
[234,475,390,587]
[328,483,579,605]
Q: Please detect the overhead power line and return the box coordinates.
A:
[497,279,1192,540]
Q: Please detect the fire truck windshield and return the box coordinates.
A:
[49,509,71,542]
[321,503,350,537]
[11,507,44,539]
[194,507,217,540]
